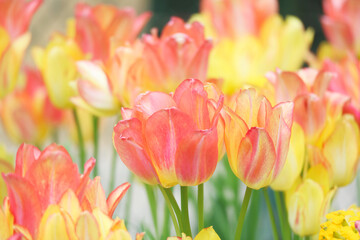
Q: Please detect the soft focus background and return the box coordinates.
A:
[0,0,358,238]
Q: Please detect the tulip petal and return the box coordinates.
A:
[173,78,211,129]
[194,226,221,240]
[3,174,41,237]
[224,107,249,176]
[145,108,196,187]
[107,182,130,217]
[82,177,108,214]
[14,143,40,177]
[59,189,82,222]
[24,144,80,209]
[186,40,213,81]
[237,128,276,189]
[175,127,218,186]
[133,91,176,121]
[37,205,71,240]
[75,211,101,240]
[113,118,158,185]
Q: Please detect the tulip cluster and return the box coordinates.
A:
[1,0,360,239]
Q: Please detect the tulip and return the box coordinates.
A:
[167,226,220,240]
[2,143,131,239]
[74,3,151,60]
[286,177,335,236]
[323,114,360,187]
[0,0,42,98]
[0,68,64,145]
[0,197,14,239]
[321,0,360,56]
[207,15,313,94]
[113,79,224,187]
[224,88,293,189]
[198,0,278,38]
[32,35,84,109]
[141,17,213,92]
[71,60,121,116]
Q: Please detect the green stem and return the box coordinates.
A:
[73,109,86,172]
[274,191,291,239]
[161,203,171,239]
[164,188,184,232]
[92,116,99,177]
[234,187,252,240]
[145,184,158,237]
[109,147,117,191]
[159,186,181,236]
[198,184,204,231]
[181,186,192,237]
[124,174,134,223]
[263,188,280,240]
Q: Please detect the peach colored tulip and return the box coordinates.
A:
[0,0,42,99]
[199,0,278,38]
[74,3,151,61]
[224,88,293,189]
[321,0,360,56]
[141,17,213,92]
[113,79,223,187]
[2,143,130,239]
[0,68,64,145]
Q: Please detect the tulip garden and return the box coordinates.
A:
[1,0,360,239]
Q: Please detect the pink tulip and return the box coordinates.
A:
[113,79,223,187]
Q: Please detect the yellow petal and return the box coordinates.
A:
[194,226,221,240]
[271,123,305,191]
[75,211,100,240]
[59,189,82,221]
[323,114,360,187]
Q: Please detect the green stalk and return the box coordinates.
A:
[198,184,204,231]
[145,184,159,237]
[161,203,171,239]
[181,186,192,237]
[92,116,99,177]
[274,191,291,239]
[73,109,86,172]
[159,186,181,236]
[263,188,280,240]
[164,188,184,232]
[234,187,252,240]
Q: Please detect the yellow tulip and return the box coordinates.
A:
[323,114,360,187]
[32,35,84,109]
[208,14,313,94]
[271,123,305,191]
[286,167,335,237]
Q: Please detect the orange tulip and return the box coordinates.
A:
[74,3,151,60]
[113,79,223,187]
[223,88,293,189]
[2,143,130,238]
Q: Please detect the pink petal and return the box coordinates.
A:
[238,128,277,189]
[186,40,212,81]
[107,182,130,217]
[15,143,41,177]
[24,144,80,210]
[175,127,218,186]
[144,108,196,184]
[173,79,211,129]
[3,174,42,237]
[81,177,108,214]
[76,157,96,201]
[113,118,159,185]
